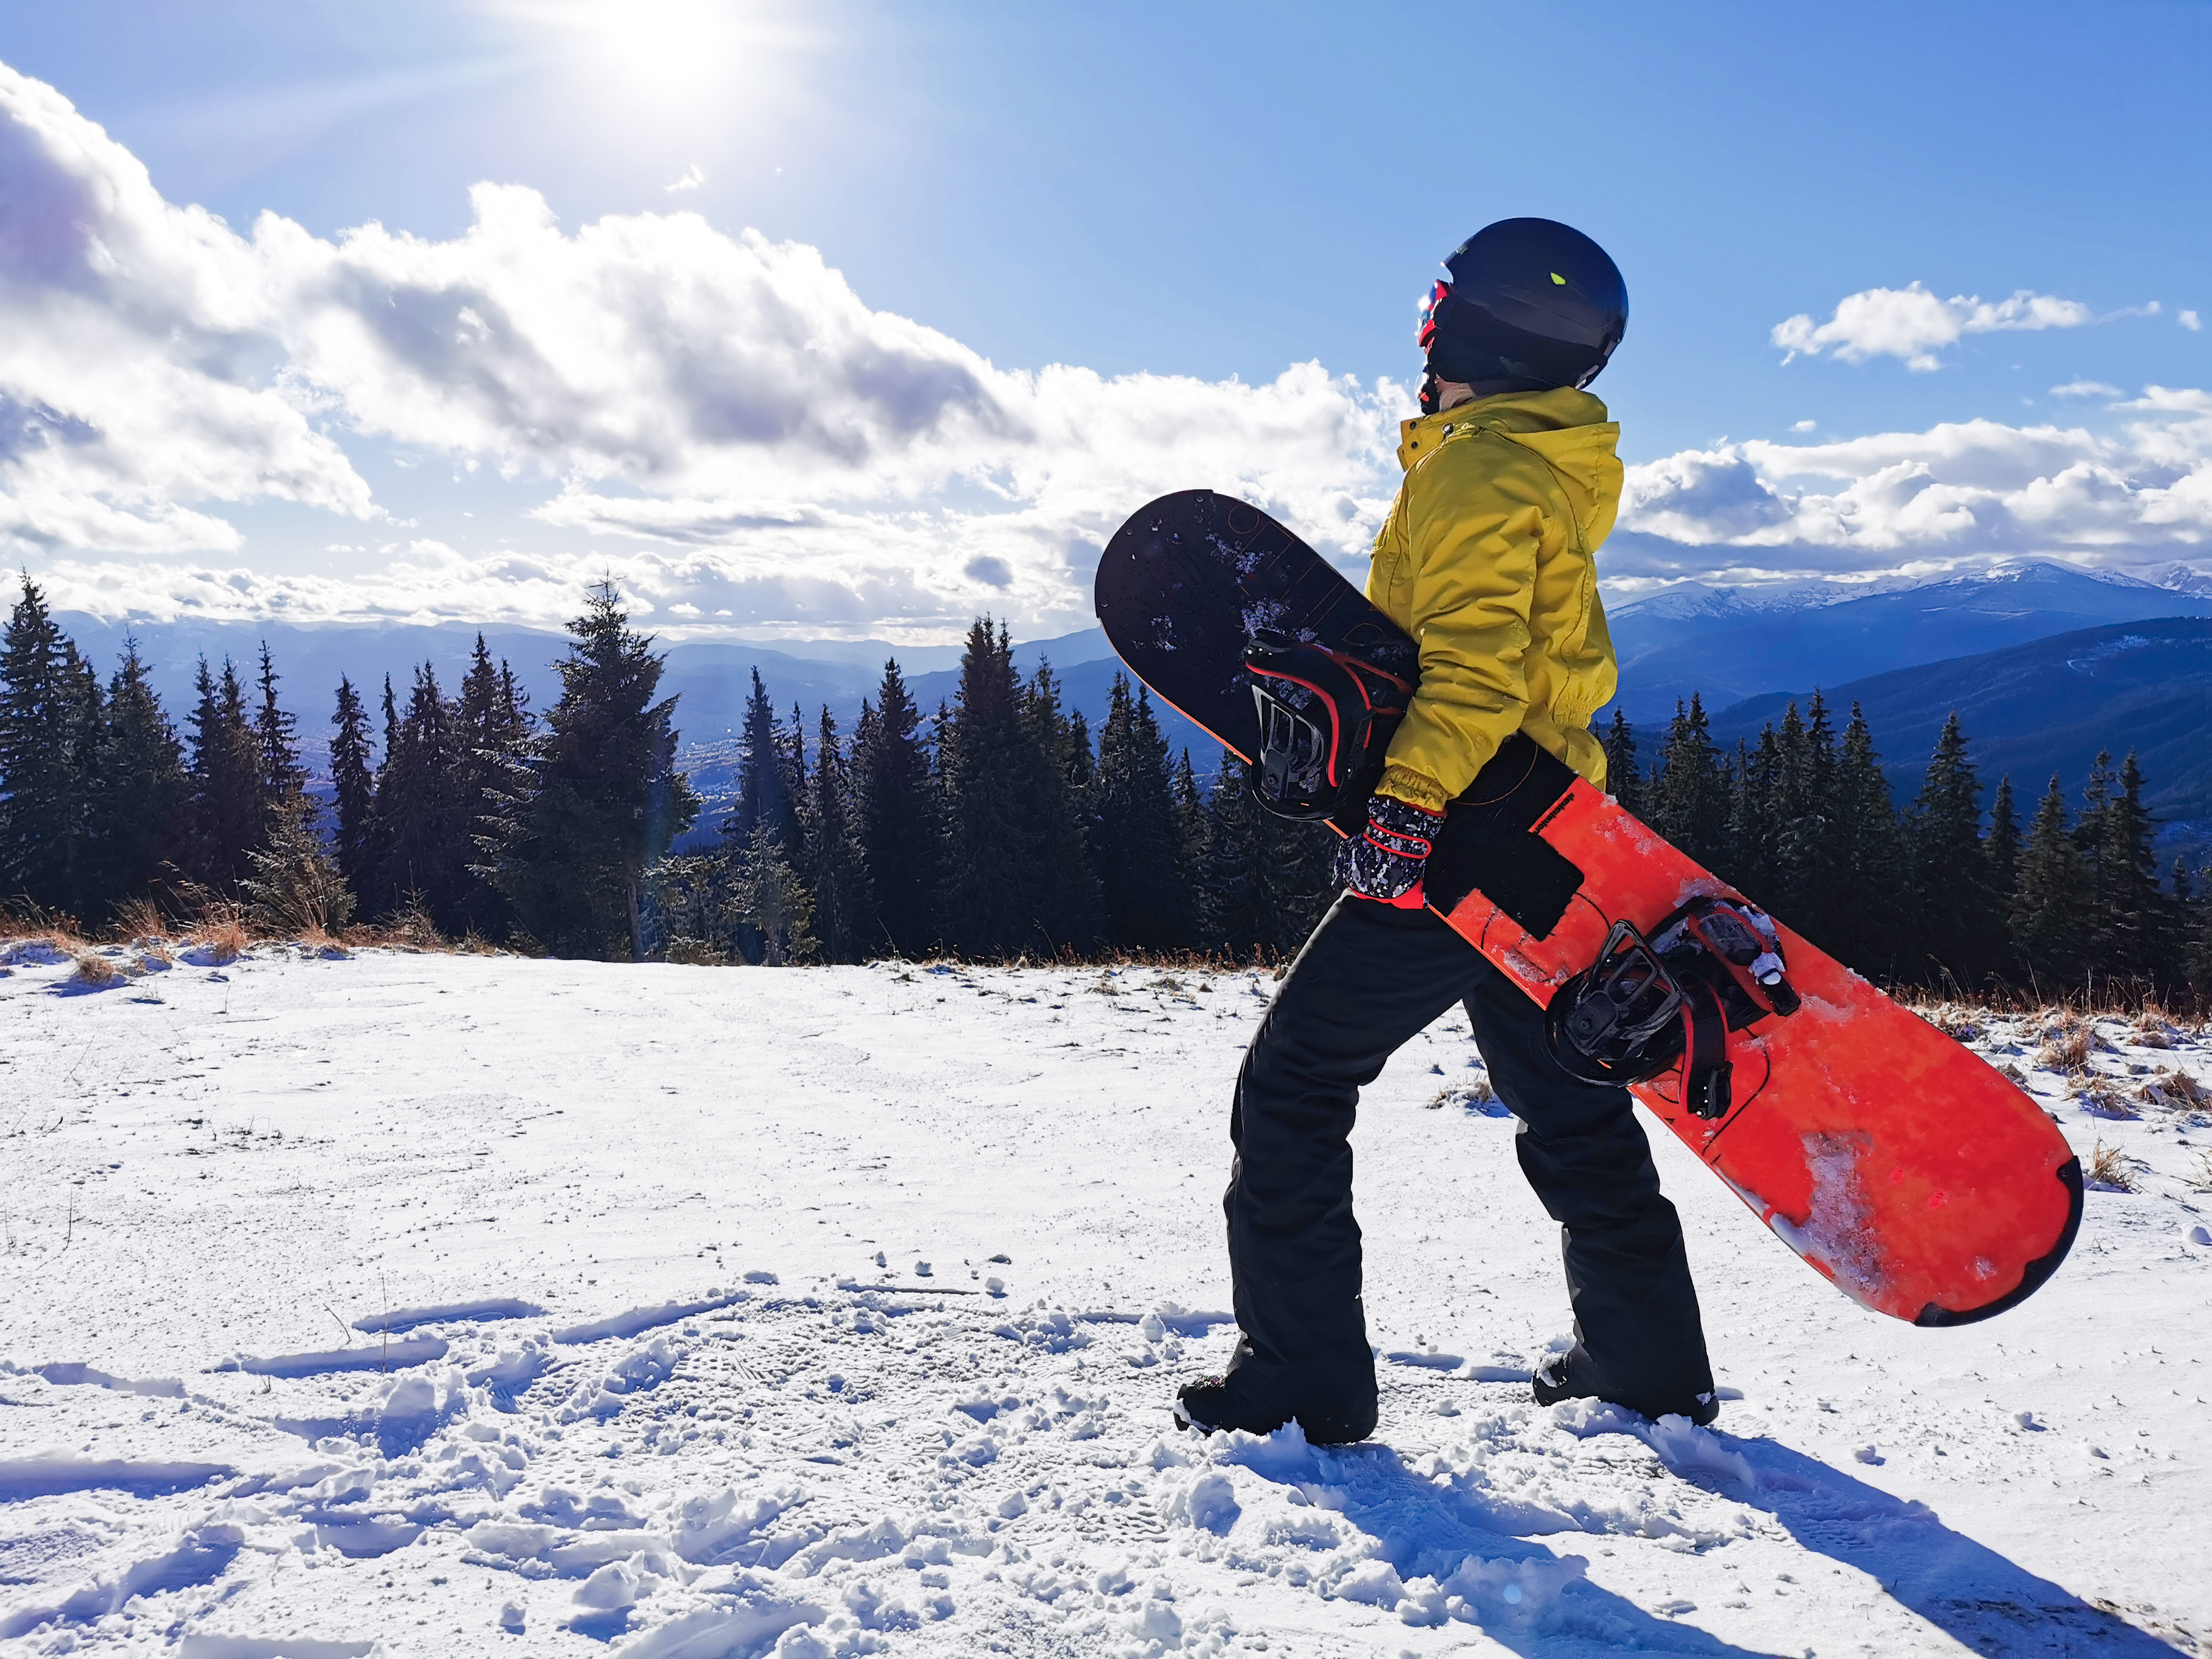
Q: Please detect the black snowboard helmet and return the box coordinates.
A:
[1418,218,1627,407]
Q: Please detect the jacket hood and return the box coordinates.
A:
[1396,386,1621,546]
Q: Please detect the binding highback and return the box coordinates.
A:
[1242,630,1412,821]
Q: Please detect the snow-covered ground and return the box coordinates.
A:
[1,942,2208,1658]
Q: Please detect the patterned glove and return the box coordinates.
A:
[1336,793,1444,909]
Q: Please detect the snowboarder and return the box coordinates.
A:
[1176,219,1718,1444]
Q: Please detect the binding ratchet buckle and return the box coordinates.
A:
[1546,896,1800,1121]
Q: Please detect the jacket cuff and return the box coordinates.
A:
[1376,763,1450,814]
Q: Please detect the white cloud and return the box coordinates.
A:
[4,58,2203,637]
[2184,310,2204,332]
[0,59,1404,637]
[1612,397,2212,581]
[2050,379,2122,399]
[665,163,705,193]
[1791,418,1816,432]
[1772,281,2094,371]
[0,64,376,554]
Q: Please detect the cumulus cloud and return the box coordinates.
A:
[1612,396,2212,583]
[2051,379,2122,399]
[0,59,1404,636]
[2184,310,2204,332]
[1772,281,2094,370]
[0,64,375,553]
[4,58,2202,635]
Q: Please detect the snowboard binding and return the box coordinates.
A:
[1242,631,1413,821]
[1546,896,1800,1119]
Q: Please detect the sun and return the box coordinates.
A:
[497,0,812,110]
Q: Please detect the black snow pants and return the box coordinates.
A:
[1225,894,1715,1420]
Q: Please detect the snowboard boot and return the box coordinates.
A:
[1532,1350,1718,1427]
[1173,1338,1377,1446]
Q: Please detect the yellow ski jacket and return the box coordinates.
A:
[1366,386,1622,811]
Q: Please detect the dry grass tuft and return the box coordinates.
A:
[67,951,130,987]
[187,908,249,965]
[2133,1067,2211,1111]
[2037,1023,2096,1074]
[2085,1139,2137,1191]
[2069,1075,2139,1119]
[1916,1002,1983,1042]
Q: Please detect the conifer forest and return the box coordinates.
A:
[5,574,2211,994]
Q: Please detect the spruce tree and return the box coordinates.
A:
[378,666,464,926]
[330,676,377,910]
[731,821,816,965]
[489,584,700,959]
[183,659,264,896]
[1171,749,1210,940]
[242,794,355,936]
[728,669,800,854]
[0,579,96,915]
[938,620,1038,957]
[451,636,527,937]
[91,642,186,916]
[1985,774,2022,976]
[1019,660,1100,954]
[2090,750,2163,982]
[252,642,305,830]
[1601,708,1643,817]
[1649,695,1729,868]
[1773,694,1838,947]
[802,706,876,962]
[1906,712,2003,990]
[1724,731,1777,904]
[852,660,940,957]
[1829,702,1908,980]
[1090,672,1195,950]
[2013,776,2090,988]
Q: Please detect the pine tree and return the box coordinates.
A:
[90,641,186,916]
[183,659,264,896]
[1649,695,1729,868]
[489,584,700,959]
[330,676,377,910]
[451,636,527,937]
[2013,776,2090,987]
[1724,731,1777,904]
[728,669,800,855]
[1828,702,1908,980]
[852,660,940,958]
[252,642,304,831]
[1601,707,1643,817]
[378,665,464,925]
[1985,774,2022,976]
[1090,672,1195,950]
[731,821,816,965]
[1171,748,1209,940]
[242,794,355,936]
[2090,750,2163,982]
[1774,692,1838,948]
[0,579,98,915]
[938,620,1039,957]
[1905,712,2004,990]
[1019,660,1101,954]
[802,706,876,962]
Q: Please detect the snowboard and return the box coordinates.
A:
[1096,489,2082,1326]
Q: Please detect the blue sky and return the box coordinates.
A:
[2,0,2208,641]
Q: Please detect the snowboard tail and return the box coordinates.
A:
[1097,489,2082,1325]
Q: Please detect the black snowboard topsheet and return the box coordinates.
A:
[1093,490,1419,766]
[1093,490,1586,934]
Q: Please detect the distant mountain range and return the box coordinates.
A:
[1602,559,2212,723]
[1694,617,2212,865]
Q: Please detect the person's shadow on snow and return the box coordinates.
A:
[1650,1426,2190,1656]
[1203,1413,2186,1656]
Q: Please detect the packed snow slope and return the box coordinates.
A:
[2,944,2208,1658]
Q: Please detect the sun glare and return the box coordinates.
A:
[498,0,811,110]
